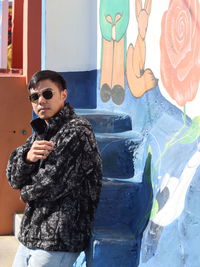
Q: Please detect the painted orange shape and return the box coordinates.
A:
[126,0,157,98]
[160,0,200,107]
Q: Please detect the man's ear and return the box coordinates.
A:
[62,89,68,101]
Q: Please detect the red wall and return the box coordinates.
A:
[0,76,31,234]
[0,0,41,234]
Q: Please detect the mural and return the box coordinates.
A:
[160,0,200,107]
[99,0,157,105]
[98,0,200,265]
[99,0,129,105]
[2,0,198,265]
[126,0,157,97]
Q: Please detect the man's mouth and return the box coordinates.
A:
[38,107,49,112]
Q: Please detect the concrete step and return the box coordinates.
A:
[96,131,143,179]
[76,109,132,133]
[94,179,141,231]
[0,236,19,267]
[95,156,152,235]
[87,228,141,267]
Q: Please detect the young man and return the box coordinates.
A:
[6,70,102,267]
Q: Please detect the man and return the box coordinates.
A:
[6,70,102,267]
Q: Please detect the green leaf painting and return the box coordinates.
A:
[99,0,129,42]
[150,199,159,220]
[179,116,200,144]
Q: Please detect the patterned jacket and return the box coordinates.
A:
[6,102,102,252]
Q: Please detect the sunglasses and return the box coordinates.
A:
[29,89,54,103]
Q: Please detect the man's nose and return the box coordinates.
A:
[38,94,46,104]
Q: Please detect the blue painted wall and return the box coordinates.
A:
[97,74,200,266]
[60,70,97,109]
[42,0,200,265]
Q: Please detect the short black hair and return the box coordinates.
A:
[28,70,67,91]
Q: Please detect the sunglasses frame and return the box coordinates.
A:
[29,88,54,103]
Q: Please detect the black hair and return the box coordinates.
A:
[28,70,67,91]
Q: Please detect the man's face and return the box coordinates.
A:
[29,79,67,121]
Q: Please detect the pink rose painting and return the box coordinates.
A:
[160,0,200,107]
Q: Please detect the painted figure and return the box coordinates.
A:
[126,0,157,97]
[100,0,129,105]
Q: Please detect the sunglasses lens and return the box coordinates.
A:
[43,90,53,100]
[29,93,39,102]
[29,90,53,102]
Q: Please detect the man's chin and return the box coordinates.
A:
[37,112,51,120]
[37,110,51,120]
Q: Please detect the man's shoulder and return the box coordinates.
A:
[53,115,94,148]
[64,114,92,131]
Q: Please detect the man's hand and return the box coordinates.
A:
[26,140,54,163]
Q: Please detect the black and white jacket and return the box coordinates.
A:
[6,102,102,252]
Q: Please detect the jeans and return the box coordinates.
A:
[12,244,80,267]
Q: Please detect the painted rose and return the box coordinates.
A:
[160,0,200,106]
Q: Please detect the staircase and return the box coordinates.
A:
[14,109,153,267]
[77,109,153,267]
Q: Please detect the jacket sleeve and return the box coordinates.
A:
[6,135,38,189]
[20,125,102,204]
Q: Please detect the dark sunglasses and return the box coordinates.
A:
[29,89,54,102]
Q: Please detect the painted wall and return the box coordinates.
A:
[43,0,200,265]
[97,0,200,266]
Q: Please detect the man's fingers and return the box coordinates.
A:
[35,154,48,160]
[33,145,54,151]
[36,140,54,146]
[26,140,55,163]
[34,149,51,155]
[32,140,55,152]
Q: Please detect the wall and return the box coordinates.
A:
[43,0,98,109]
[0,0,42,234]
[44,0,97,71]
[0,76,31,234]
[43,0,200,266]
[0,0,8,68]
[97,0,200,266]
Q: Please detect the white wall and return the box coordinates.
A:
[44,0,97,72]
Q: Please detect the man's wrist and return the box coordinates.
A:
[24,151,34,164]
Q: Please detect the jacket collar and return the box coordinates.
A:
[30,102,75,135]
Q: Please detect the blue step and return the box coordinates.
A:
[94,179,140,231]
[96,131,142,179]
[94,171,152,237]
[87,229,141,267]
[74,109,151,267]
[76,109,132,133]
